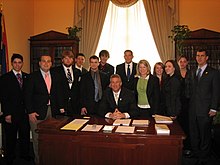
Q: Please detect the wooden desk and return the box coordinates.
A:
[38,116,185,165]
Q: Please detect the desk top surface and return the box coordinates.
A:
[38,115,185,139]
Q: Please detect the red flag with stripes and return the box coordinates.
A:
[0,11,9,75]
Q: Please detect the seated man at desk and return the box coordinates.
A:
[98,74,139,119]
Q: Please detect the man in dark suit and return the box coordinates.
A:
[116,50,137,91]
[98,74,139,119]
[189,48,220,159]
[80,55,109,115]
[98,50,114,79]
[0,54,30,164]
[74,53,88,76]
[25,54,58,164]
[53,50,81,115]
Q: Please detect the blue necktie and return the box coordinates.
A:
[127,64,131,80]
[197,68,202,81]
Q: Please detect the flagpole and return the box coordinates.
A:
[0,2,5,158]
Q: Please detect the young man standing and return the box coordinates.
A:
[80,55,109,115]
[116,50,137,91]
[25,55,58,164]
[0,54,31,164]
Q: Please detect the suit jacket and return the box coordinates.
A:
[134,74,160,115]
[81,67,88,75]
[0,70,29,122]
[73,65,88,76]
[52,65,81,115]
[116,62,137,91]
[25,70,58,120]
[98,87,139,118]
[98,63,114,79]
[161,75,181,116]
[80,70,109,114]
[189,66,220,116]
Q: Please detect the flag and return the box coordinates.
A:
[0,11,9,75]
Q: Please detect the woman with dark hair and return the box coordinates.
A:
[177,55,191,154]
[153,62,166,88]
[161,60,181,118]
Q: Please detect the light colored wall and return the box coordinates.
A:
[3,0,34,73]
[3,0,74,73]
[33,0,74,34]
[179,0,220,31]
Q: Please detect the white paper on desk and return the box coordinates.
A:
[113,119,131,126]
[103,125,115,131]
[132,120,149,126]
[81,124,103,132]
[115,126,135,133]
[61,119,89,131]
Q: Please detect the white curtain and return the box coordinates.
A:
[95,0,161,69]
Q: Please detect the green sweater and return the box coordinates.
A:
[137,78,149,106]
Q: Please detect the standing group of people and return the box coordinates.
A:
[0,48,219,165]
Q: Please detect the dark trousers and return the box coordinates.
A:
[189,115,213,157]
[138,107,151,119]
[3,115,30,162]
[178,98,191,150]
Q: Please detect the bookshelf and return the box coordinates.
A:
[175,29,220,70]
[29,30,79,72]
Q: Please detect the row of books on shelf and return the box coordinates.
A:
[60,115,172,135]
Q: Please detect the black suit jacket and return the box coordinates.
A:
[25,70,58,120]
[73,65,88,77]
[161,75,181,116]
[52,65,81,115]
[98,63,114,79]
[116,62,137,91]
[98,87,139,118]
[134,74,160,115]
[80,70,109,114]
[189,66,220,116]
[0,70,29,122]
[81,67,88,75]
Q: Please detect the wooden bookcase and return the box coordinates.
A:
[29,30,79,72]
[175,28,220,70]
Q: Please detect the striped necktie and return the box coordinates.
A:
[67,68,72,83]
[16,73,23,88]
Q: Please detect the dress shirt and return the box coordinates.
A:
[12,69,22,77]
[75,64,82,72]
[197,64,207,78]
[40,69,51,87]
[40,69,51,105]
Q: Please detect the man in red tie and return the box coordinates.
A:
[25,55,59,165]
[0,54,31,164]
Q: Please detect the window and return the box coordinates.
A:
[95,0,161,70]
